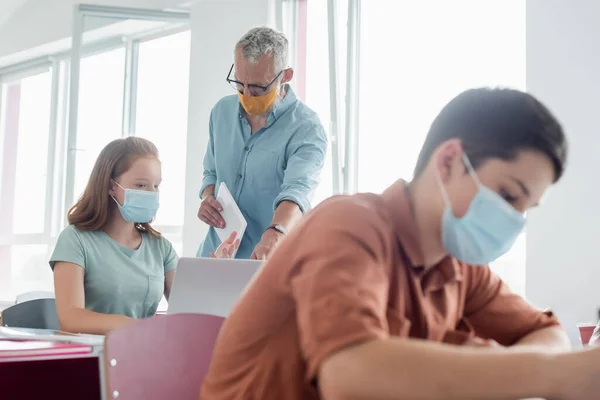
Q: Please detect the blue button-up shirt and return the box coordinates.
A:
[197,86,328,259]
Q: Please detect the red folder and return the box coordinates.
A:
[0,339,93,359]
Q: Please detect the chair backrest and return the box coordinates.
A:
[1,298,60,330]
[104,313,224,400]
[577,323,597,346]
[15,291,55,304]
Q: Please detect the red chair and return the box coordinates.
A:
[577,323,597,346]
[104,313,224,400]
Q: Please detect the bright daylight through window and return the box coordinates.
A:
[0,0,527,303]
[0,71,54,300]
[358,0,526,295]
[0,28,190,304]
[297,0,527,295]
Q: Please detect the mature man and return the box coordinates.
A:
[197,26,327,260]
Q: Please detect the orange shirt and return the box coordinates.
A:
[200,180,559,400]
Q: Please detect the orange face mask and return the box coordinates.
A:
[238,88,278,116]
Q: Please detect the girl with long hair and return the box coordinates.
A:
[50,137,177,334]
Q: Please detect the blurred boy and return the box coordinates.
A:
[201,88,600,400]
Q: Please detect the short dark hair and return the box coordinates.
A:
[413,88,568,181]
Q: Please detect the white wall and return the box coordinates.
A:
[181,0,276,256]
[526,0,600,344]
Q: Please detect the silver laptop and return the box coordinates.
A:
[167,257,262,317]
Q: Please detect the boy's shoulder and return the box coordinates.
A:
[311,192,390,222]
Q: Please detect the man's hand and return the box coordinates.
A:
[197,194,225,228]
[210,231,240,259]
[250,228,284,260]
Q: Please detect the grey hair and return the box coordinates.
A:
[235,26,289,72]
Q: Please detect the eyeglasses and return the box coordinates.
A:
[226,64,284,96]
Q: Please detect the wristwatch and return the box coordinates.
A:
[268,223,288,236]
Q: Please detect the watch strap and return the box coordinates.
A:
[268,223,288,236]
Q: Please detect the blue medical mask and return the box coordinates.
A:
[436,154,526,265]
[111,180,159,223]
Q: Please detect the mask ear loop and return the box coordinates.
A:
[436,151,479,210]
[461,152,482,187]
[110,179,126,207]
[111,179,126,190]
[110,195,122,207]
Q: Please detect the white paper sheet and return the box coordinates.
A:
[214,182,247,258]
[0,327,105,346]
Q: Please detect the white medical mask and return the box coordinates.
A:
[436,154,526,265]
[111,180,159,223]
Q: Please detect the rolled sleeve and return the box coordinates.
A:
[274,123,327,213]
[464,266,561,346]
[200,109,217,198]
[49,225,86,271]
[290,201,391,381]
[161,237,179,274]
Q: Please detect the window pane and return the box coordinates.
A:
[305,0,332,204]
[74,48,126,200]
[491,233,526,296]
[136,31,191,228]
[302,0,348,205]
[358,0,526,192]
[0,245,52,302]
[357,0,526,294]
[157,296,168,312]
[0,71,52,235]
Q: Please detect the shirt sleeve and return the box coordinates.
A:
[273,122,328,213]
[463,265,561,346]
[161,237,179,274]
[200,108,217,198]
[291,200,392,381]
[49,225,86,271]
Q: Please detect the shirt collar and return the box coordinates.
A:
[381,180,463,290]
[237,84,297,123]
[271,84,296,120]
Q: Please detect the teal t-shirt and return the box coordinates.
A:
[49,225,178,319]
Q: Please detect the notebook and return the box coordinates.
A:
[0,327,104,346]
[0,340,92,359]
[215,182,247,257]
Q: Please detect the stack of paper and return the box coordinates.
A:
[0,327,104,346]
[0,340,92,359]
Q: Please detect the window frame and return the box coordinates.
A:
[283,0,357,197]
[286,0,527,295]
[0,6,192,301]
[65,4,190,218]
[0,64,57,247]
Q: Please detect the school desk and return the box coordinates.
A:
[0,337,105,399]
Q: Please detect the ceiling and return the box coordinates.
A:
[0,0,192,30]
[0,0,30,28]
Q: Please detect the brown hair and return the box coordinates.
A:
[68,136,162,237]
[413,88,567,182]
